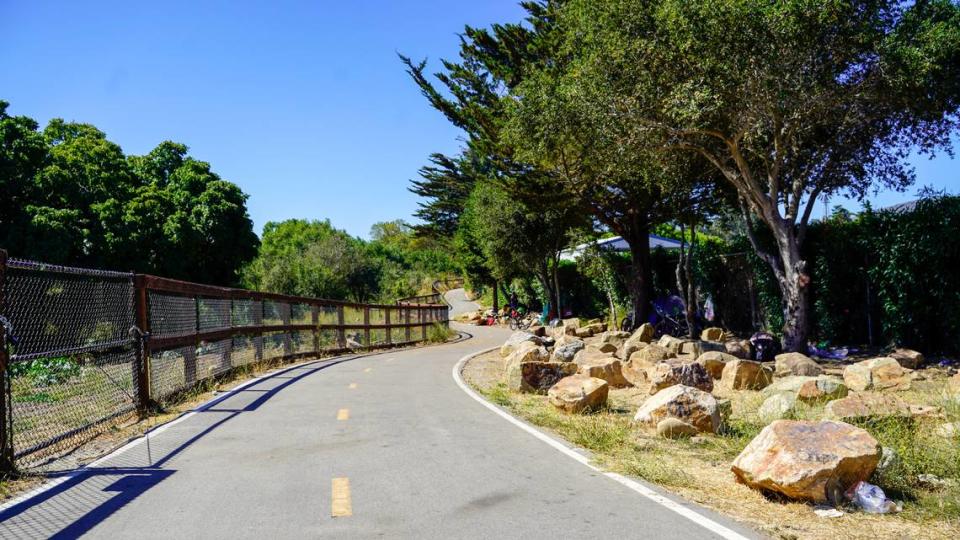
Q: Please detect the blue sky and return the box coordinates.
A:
[1,1,956,238]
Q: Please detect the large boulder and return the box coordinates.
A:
[775,353,823,377]
[574,351,632,387]
[696,351,738,379]
[575,322,607,339]
[889,348,924,369]
[527,325,547,338]
[843,357,912,392]
[500,331,542,358]
[724,339,753,360]
[632,322,655,343]
[634,385,720,434]
[587,342,618,355]
[506,361,578,393]
[731,420,881,503]
[647,361,713,394]
[551,338,585,363]
[630,344,676,366]
[548,374,608,413]
[762,375,848,403]
[823,394,937,422]
[658,335,685,355]
[701,327,725,342]
[599,330,631,349]
[503,341,549,371]
[719,359,773,390]
[758,392,798,422]
[657,418,699,439]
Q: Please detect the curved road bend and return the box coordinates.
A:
[0,321,760,539]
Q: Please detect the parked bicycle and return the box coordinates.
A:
[620,294,693,338]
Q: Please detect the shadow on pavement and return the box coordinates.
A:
[0,355,359,538]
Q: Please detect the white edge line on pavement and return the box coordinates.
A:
[0,354,357,512]
[452,347,752,540]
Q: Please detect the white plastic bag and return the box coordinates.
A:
[845,481,902,514]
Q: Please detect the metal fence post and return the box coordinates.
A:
[133,275,152,415]
[0,250,16,473]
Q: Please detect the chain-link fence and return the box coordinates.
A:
[0,250,449,469]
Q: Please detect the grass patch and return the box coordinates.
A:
[426,322,456,344]
[461,349,960,539]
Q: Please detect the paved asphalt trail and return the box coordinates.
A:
[0,305,759,539]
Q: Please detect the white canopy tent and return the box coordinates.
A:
[560,234,683,261]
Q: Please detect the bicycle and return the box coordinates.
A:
[507,307,531,331]
[619,294,692,338]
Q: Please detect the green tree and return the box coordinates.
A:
[555,0,960,350]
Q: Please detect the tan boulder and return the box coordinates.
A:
[634,385,720,434]
[527,325,547,338]
[575,322,607,338]
[599,330,631,349]
[647,361,713,394]
[824,393,939,422]
[574,351,631,387]
[797,377,848,403]
[503,341,549,370]
[587,342,618,355]
[775,352,823,377]
[724,339,753,359]
[617,339,647,360]
[632,322,655,343]
[843,357,911,392]
[701,327,724,342]
[731,420,880,503]
[764,375,848,403]
[696,351,737,379]
[630,344,676,366]
[889,348,924,369]
[658,335,685,355]
[507,361,578,393]
[548,374,608,413]
[720,359,772,390]
[757,392,798,422]
[500,331,542,358]
[551,338,585,363]
[657,418,699,439]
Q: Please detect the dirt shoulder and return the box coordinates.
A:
[462,349,960,540]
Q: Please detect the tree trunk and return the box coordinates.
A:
[552,252,562,319]
[492,281,499,312]
[623,221,653,327]
[744,210,811,352]
[684,224,698,338]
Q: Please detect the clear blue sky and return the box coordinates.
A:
[1,1,956,238]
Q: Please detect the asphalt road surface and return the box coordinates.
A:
[0,321,759,539]
[444,288,480,317]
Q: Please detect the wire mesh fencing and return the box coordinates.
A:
[0,250,449,469]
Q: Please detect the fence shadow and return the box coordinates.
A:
[0,355,360,538]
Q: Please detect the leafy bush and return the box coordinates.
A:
[10,356,81,386]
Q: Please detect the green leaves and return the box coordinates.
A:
[0,101,258,284]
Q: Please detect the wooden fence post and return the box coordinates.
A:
[133,275,152,415]
[404,307,411,343]
[363,306,371,348]
[282,302,292,358]
[184,295,199,385]
[254,297,264,362]
[385,307,392,345]
[337,305,346,349]
[311,304,319,357]
[0,250,16,472]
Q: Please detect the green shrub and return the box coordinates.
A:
[10,356,81,386]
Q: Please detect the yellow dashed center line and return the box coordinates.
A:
[363,367,372,373]
[331,478,352,517]
[348,383,357,390]
[337,408,349,421]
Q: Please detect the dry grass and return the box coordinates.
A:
[464,349,960,540]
